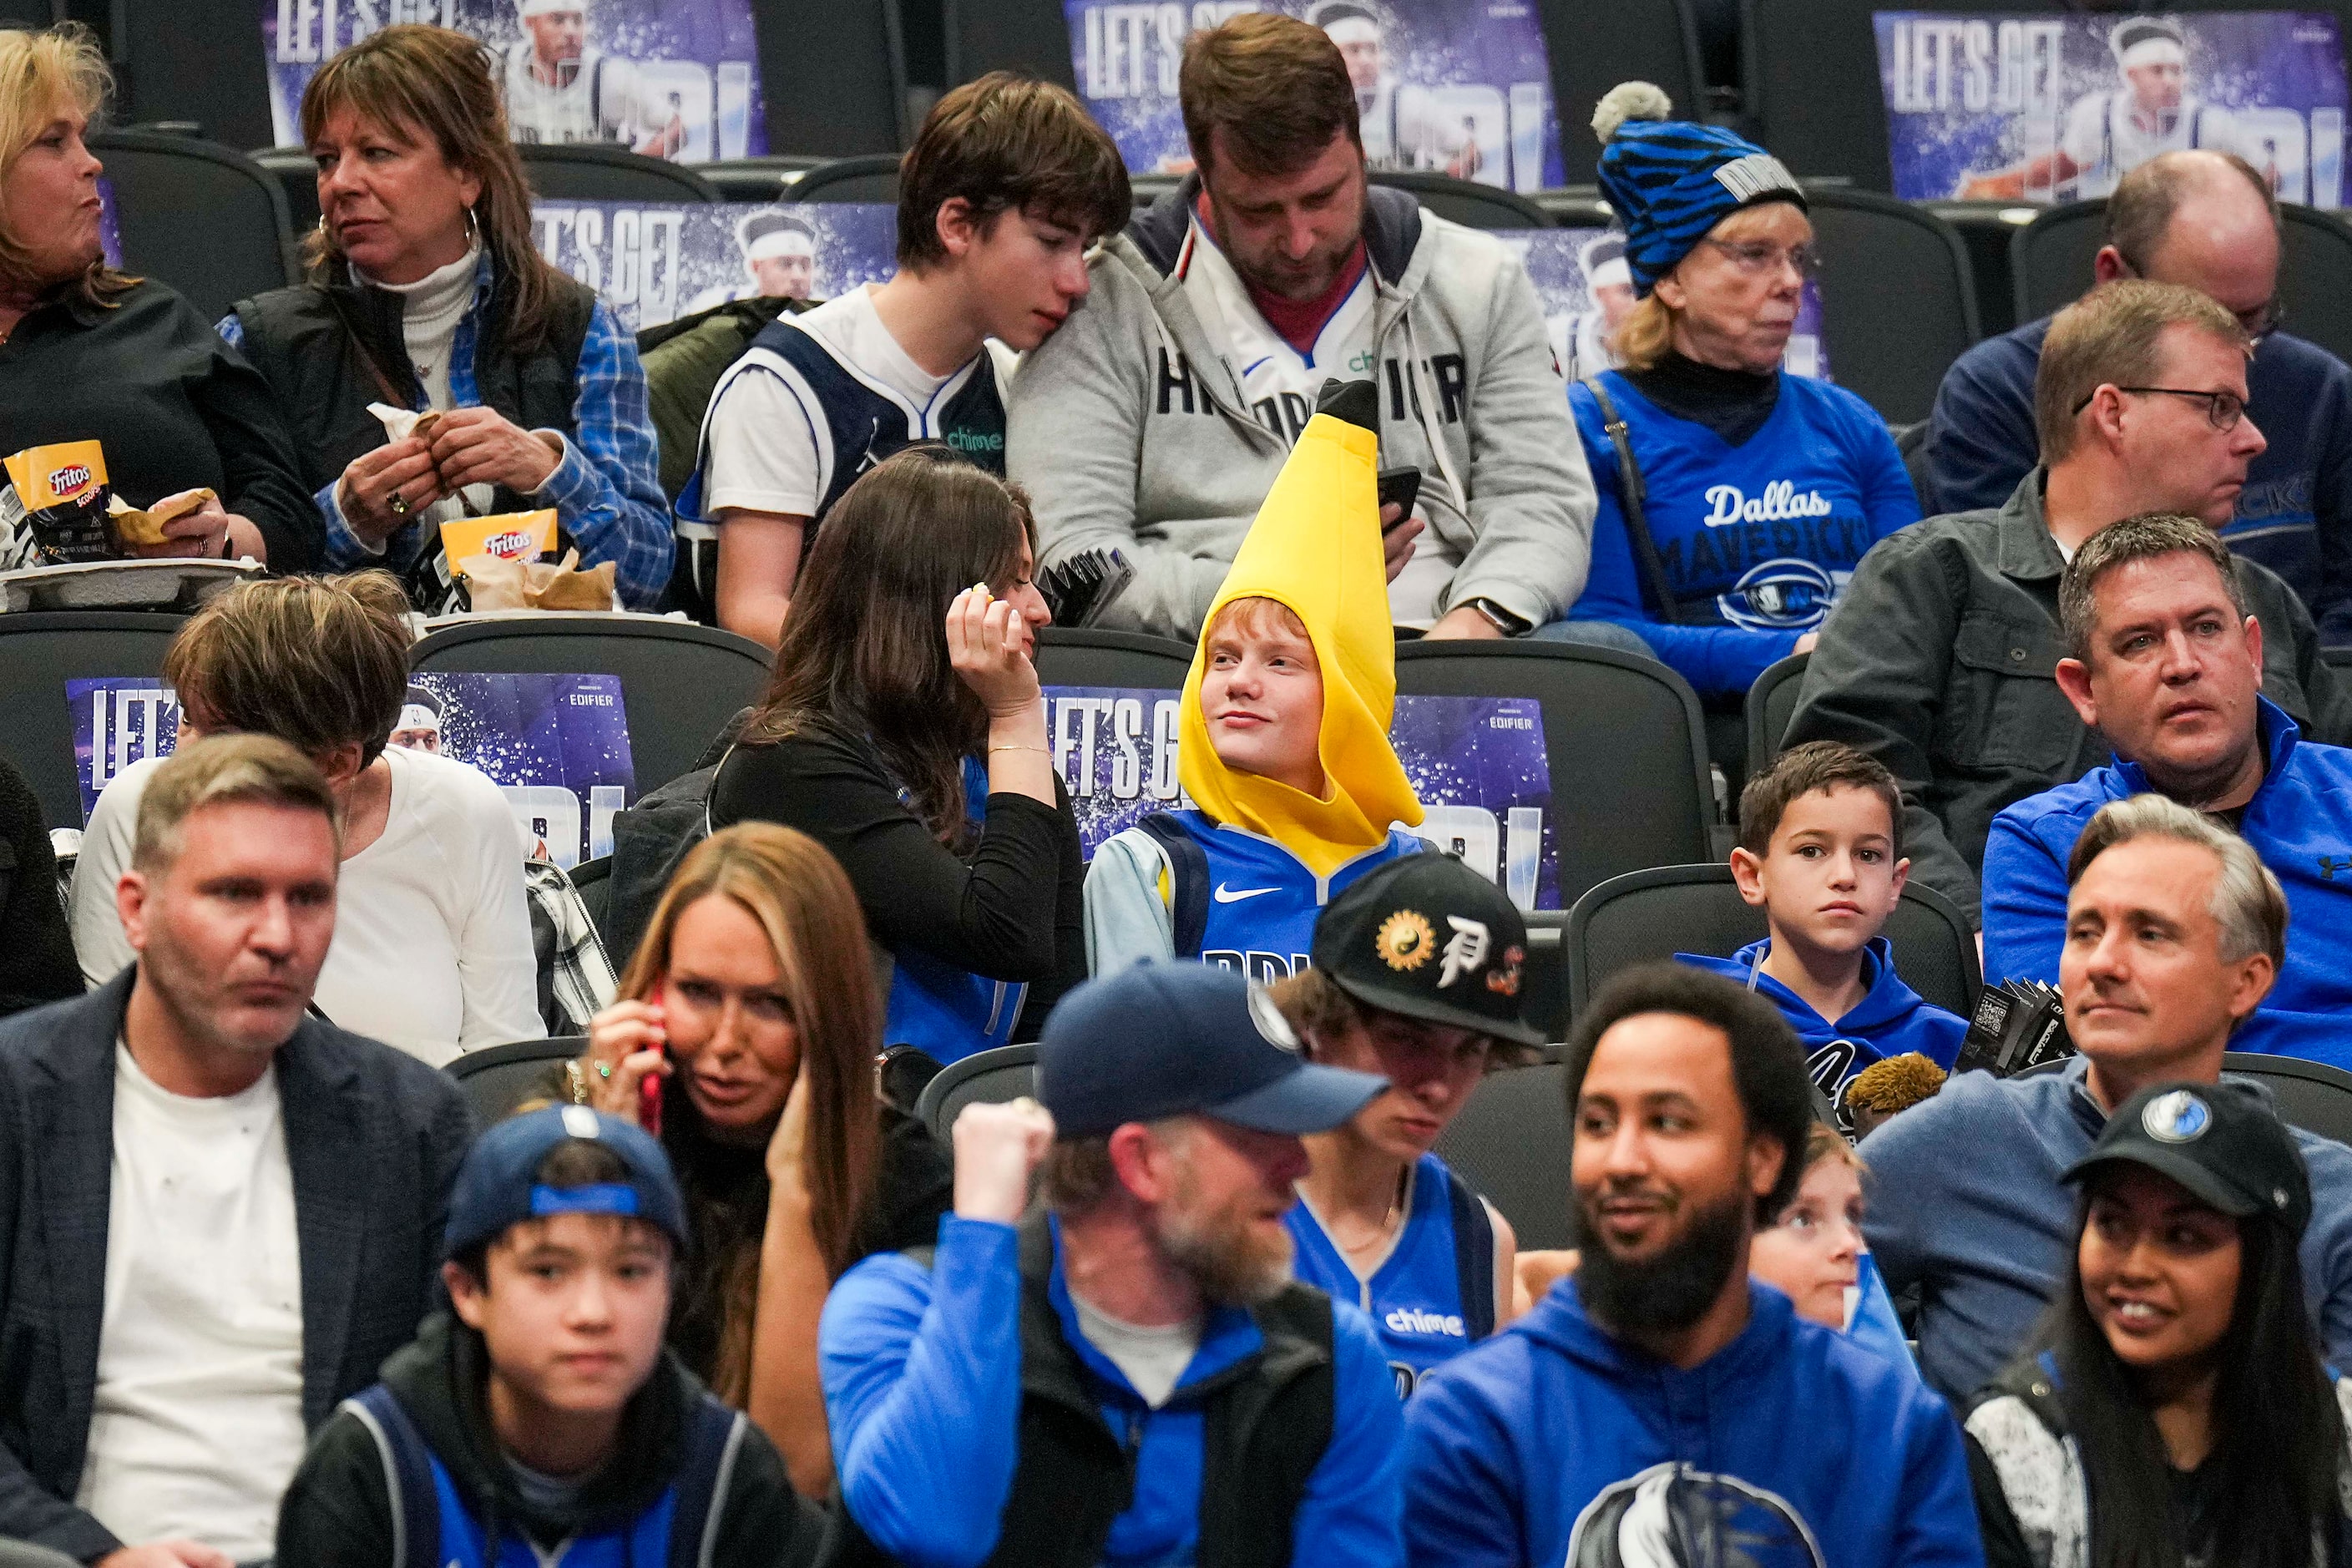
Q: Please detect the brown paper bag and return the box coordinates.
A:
[453,548,618,612]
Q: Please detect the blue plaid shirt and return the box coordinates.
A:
[216,253,673,607]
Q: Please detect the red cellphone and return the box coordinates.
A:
[640,1039,665,1136]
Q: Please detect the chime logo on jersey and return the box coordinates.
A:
[1384,1305,1467,1338]
[1566,1463,1827,1568]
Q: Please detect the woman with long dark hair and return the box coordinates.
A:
[708,446,1084,1062]
[1965,1080,2351,1568]
[580,821,951,1498]
[220,24,671,609]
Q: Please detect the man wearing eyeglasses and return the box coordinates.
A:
[1788,277,2352,933]
[1925,149,2352,644]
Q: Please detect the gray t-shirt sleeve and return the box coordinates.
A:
[1083,827,1176,975]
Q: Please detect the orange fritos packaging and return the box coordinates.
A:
[2,440,113,563]
[440,509,559,571]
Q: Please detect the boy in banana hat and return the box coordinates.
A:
[1086,380,1425,979]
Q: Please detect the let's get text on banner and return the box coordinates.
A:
[1874,9,2349,204]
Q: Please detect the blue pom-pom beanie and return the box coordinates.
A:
[1592,82,1806,297]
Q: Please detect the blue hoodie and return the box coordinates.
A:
[1678,938,1967,1122]
[1981,697,2352,1070]
[1400,1277,1985,1568]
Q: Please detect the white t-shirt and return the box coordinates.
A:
[75,1044,305,1562]
[71,745,542,1065]
[698,284,984,521]
[2056,90,2252,199]
[1070,1291,1204,1409]
[1176,217,1463,626]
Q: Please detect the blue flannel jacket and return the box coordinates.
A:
[217,254,672,607]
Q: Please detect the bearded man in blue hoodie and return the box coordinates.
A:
[1401,964,1984,1568]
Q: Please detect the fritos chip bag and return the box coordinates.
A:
[2,440,113,564]
[441,509,559,569]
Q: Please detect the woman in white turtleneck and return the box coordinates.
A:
[216,23,672,609]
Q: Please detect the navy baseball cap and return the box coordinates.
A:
[444,1105,690,1260]
[2061,1080,2312,1237]
[1039,963,1388,1137]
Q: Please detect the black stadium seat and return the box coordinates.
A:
[90,130,296,322]
[250,145,322,237]
[784,154,905,206]
[1745,650,1809,772]
[1535,0,1710,189]
[1433,1054,1573,1249]
[2013,199,2352,367]
[1393,641,1716,908]
[1369,171,1550,231]
[702,155,833,204]
[0,611,186,832]
[518,144,721,204]
[1806,188,1980,426]
[917,1041,1039,1144]
[947,0,1080,92]
[407,615,772,798]
[1563,862,1983,1019]
[1924,199,2035,339]
[447,1036,581,1127]
[761,0,915,157]
[2219,1052,2352,1146]
[1031,626,1195,691]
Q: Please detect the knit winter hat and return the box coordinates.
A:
[1591,82,1806,297]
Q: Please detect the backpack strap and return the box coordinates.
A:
[1583,377,1692,625]
[341,1386,441,1568]
[1445,1170,1497,1343]
[665,1393,752,1568]
[1136,812,1211,961]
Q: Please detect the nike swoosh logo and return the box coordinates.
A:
[1242,357,1272,377]
[1214,883,1278,903]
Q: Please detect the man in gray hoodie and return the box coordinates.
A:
[1006,12,1596,643]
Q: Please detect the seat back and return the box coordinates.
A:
[946,0,1081,92]
[572,853,614,946]
[784,154,906,205]
[1536,0,1708,188]
[408,616,772,797]
[447,1037,583,1127]
[761,0,913,158]
[0,1540,84,1568]
[1739,0,1904,189]
[702,156,832,203]
[116,0,277,150]
[1368,171,1550,231]
[1807,189,1980,424]
[518,144,721,203]
[2220,1052,2352,1147]
[89,131,294,321]
[1745,651,1809,772]
[251,145,322,235]
[1925,199,2032,339]
[0,612,186,831]
[2015,201,2352,367]
[1565,862,1983,1018]
[1393,642,1714,908]
[1032,627,1196,691]
[1433,1057,1573,1249]
[916,1042,1039,1144]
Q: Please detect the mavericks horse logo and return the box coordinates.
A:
[1565,1463,1826,1567]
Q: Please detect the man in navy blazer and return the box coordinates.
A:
[0,736,473,1565]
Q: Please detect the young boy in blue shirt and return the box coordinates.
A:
[1085,381,1425,979]
[273,1106,822,1568]
[1680,740,1966,1129]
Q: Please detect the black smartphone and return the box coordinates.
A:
[1376,465,1422,529]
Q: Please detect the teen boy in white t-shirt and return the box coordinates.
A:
[685,73,1132,648]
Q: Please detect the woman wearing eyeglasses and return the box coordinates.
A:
[1554,85,1921,702]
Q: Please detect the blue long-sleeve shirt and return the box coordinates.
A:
[1982,695,2352,1069]
[1565,369,1921,699]
[217,257,673,607]
[1401,1278,1985,1568]
[1925,316,2352,644]
[818,1213,1404,1568]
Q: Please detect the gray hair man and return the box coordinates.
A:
[1858,791,2352,1399]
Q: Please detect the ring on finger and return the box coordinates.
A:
[388,490,410,517]
[598,1060,613,1080]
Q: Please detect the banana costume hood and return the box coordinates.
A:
[1177,382,1424,879]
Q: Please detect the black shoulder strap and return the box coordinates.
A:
[1136,812,1211,960]
[1585,377,1691,626]
[345,1385,441,1568]
[665,1394,749,1568]
[1445,1169,1497,1343]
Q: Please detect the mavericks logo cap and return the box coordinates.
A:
[2061,1080,2312,1237]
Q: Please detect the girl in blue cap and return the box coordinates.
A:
[1558,83,1920,703]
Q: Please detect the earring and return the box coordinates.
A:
[464,205,482,251]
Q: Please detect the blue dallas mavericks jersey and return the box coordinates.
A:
[1287,1153,1496,1398]
[1139,810,1422,979]
[888,757,1026,1064]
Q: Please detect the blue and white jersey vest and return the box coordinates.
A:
[1141,810,1421,980]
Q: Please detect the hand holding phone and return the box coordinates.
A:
[1377,465,1423,530]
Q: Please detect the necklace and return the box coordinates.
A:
[1333,1166,1409,1259]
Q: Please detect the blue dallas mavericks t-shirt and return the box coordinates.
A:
[1567,369,1922,698]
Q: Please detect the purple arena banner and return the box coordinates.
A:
[532,200,896,331]
[71,673,634,868]
[97,179,121,269]
[1509,227,1830,383]
[1068,0,1563,192]
[1045,685,1560,909]
[264,0,763,162]
[1874,10,2348,205]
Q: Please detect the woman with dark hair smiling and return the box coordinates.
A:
[710,448,1084,1064]
[1965,1080,2352,1568]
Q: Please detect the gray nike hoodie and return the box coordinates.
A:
[1005,175,1596,640]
